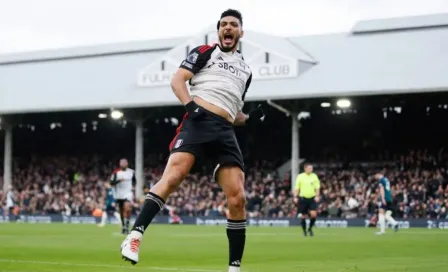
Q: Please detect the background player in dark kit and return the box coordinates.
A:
[97,182,121,227]
[120,9,265,272]
[375,172,399,234]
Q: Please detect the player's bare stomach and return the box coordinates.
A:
[193,97,234,123]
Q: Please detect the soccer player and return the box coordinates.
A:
[110,158,136,234]
[294,163,320,237]
[98,182,121,227]
[120,9,265,272]
[375,173,399,234]
[6,186,17,221]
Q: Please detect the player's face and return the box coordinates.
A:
[119,159,128,169]
[305,165,313,174]
[218,16,243,52]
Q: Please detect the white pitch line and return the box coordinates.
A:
[111,232,300,238]
[170,233,298,237]
[0,259,222,272]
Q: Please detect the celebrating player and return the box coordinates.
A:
[110,158,136,235]
[98,182,121,227]
[294,163,320,237]
[120,9,265,272]
[375,173,399,234]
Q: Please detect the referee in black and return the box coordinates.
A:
[294,163,321,236]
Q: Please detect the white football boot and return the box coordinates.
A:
[121,232,142,265]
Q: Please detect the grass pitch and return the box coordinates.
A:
[0,223,446,272]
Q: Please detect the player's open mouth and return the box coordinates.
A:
[223,34,234,46]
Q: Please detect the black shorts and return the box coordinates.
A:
[104,204,116,213]
[116,199,130,210]
[169,109,244,173]
[377,201,393,211]
[299,197,317,214]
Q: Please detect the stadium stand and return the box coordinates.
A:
[1,94,448,220]
[1,93,447,222]
[1,147,446,220]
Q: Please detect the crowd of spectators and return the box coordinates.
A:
[1,149,447,220]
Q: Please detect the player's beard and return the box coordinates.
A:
[219,35,240,52]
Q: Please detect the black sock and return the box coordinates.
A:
[131,192,165,234]
[309,218,316,230]
[227,219,246,267]
[120,215,125,232]
[125,218,130,231]
[301,218,307,232]
[120,212,125,228]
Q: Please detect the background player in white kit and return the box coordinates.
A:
[6,186,16,220]
[110,158,136,234]
[120,9,266,272]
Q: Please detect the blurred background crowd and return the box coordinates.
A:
[1,94,447,220]
[1,148,447,220]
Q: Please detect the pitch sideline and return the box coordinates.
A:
[0,258,227,272]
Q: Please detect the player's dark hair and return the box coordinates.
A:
[217,9,243,30]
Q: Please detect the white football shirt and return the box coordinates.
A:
[180,44,252,120]
[6,191,14,208]
[110,168,136,201]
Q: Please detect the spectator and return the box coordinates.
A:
[0,148,446,219]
